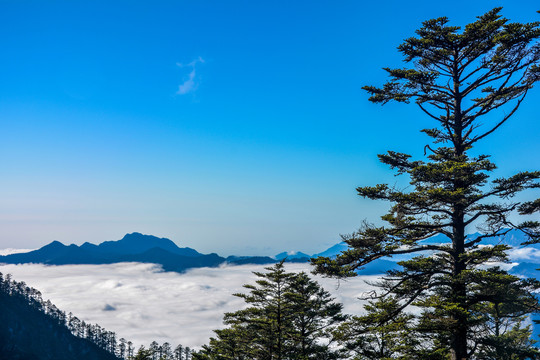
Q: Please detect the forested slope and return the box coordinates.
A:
[0,274,119,360]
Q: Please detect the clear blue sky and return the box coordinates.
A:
[1,0,539,255]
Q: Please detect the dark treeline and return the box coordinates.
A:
[0,272,192,360]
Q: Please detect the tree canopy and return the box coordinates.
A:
[194,262,345,360]
[313,8,540,360]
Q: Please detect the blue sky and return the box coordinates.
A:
[1,0,539,255]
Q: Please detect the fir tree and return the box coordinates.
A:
[194,262,345,360]
[173,344,184,360]
[285,272,346,359]
[335,297,418,359]
[312,8,540,360]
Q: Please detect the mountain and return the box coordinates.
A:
[355,258,401,275]
[420,229,537,248]
[508,262,540,279]
[274,251,311,262]
[226,255,277,265]
[124,247,224,272]
[0,233,224,272]
[311,242,348,259]
[3,229,537,276]
[0,233,291,273]
[306,230,540,276]
[0,275,119,360]
[81,232,202,257]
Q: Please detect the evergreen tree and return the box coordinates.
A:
[118,338,127,359]
[161,342,173,359]
[0,272,122,360]
[285,272,345,359]
[334,297,419,359]
[150,341,160,360]
[193,262,345,360]
[173,344,184,360]
[133,346,154,360]
[184,346,191,360]
[197,326,254,360]
[224,261,294,360]
[127,341,135,359]
[312,8,540,360]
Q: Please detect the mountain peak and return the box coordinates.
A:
[120,232,162,242]
[93,233,203,257]
[274,251,311,261]
[44,240,66,248]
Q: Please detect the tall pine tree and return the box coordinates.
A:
[313,8,540,360]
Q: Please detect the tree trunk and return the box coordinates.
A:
[451,206,468,360]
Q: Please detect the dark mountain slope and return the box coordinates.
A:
[0,233,225,271]
[274,251,310,262]
[0,233,286,272]
[85,232,202,257]
[226,255,277,265]
[0,276,119,360]
[123,247,225,272]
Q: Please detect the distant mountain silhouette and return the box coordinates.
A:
[0,233,296,272]
[307,229,540,276]
[508,262,540,279]
[226,255,277,265]
[274,251,311,262]
[81,232,202,257]
[419,229,537,248]
[2,229,537,276]
[311,242,348,259]
[0,233,228,272]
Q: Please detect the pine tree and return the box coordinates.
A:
[133,346,153,360]
[334,297,418,359]
[312,8,540,360]
[127,341,135,359]
[285,272,345,359]
[173,344,184,360]
[149,341,160,360]
[223,261,295,360]
[193,262,345,360]
[118,338,127,359]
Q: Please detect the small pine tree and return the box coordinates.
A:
[194,262,345,360]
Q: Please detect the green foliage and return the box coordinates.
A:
[131,346,154,360]
[193,262,345,360]
[334,297,419,359]
[312,7,540,360]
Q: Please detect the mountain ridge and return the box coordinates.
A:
[1,229,538,275]
[0,233,283,272]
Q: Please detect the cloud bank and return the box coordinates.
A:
[0,262,376,349]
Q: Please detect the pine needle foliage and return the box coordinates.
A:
[193,262,345,360]
[312,8,540,360]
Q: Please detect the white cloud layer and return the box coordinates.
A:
[0,248,35,256]
[508,247,540,262]
[0,262,377,349]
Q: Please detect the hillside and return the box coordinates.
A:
[0,274,119,360]
[0,233,264,272]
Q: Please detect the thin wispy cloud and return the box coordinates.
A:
[0,262,377,349]
[176,57,205,95]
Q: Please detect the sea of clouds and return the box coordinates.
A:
[0,261,378,349]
